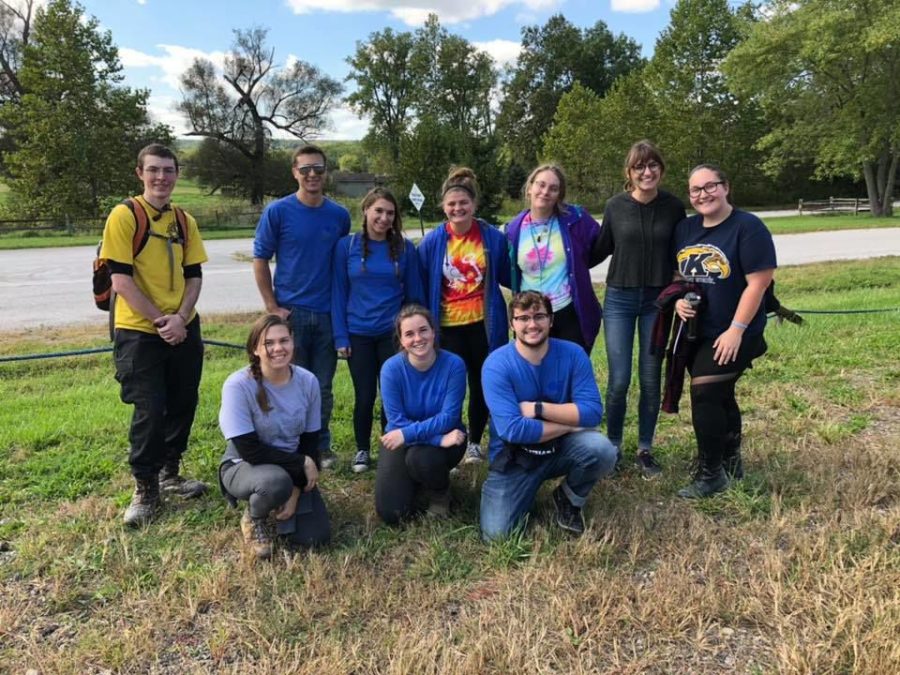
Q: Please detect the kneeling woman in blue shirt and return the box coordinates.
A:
[376,305,467,522]
[332,188,424,474]
[219,314,331,559]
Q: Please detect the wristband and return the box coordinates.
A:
[731,320,748,330]
[534,401,544,420]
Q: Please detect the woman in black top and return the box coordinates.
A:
[593,141,686,477]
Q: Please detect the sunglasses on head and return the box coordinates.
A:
[295,164,326,176]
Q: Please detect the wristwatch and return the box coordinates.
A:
[534,401,544,420]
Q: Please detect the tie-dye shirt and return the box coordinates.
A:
[517,213,571,311]
[440,223,486,327]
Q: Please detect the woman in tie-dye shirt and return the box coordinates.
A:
[505,164,602,354]
[417,167,510,465]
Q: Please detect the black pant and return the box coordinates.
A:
[347,331,395,452]
[687,333,766,462]
[114,317,203,479]
[550,302,587,352]
[440,322,489,444]
[375,442,466,524]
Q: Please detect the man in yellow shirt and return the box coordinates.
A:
[99,144,208,527]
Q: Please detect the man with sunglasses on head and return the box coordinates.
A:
[253,145,351,469]
[100,143,209,527]
[479,291,617,541]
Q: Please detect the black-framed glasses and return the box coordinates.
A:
[512,313,550,325]
[632,161,661,173]
[295,164,326,176]
[689,181,725,197]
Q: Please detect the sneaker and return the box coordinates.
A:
[241,509,272,560]
[635,451,662,479]
[351,450,370,473]
[463,442,483,465]
[123,476,161,528]
[552,485,585,536]
[159,473,209,499]
[319,450,337,470]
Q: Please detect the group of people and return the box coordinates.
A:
[100,140,777,558]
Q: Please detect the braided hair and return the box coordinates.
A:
[245,313,293,413]
[360,187,404,276]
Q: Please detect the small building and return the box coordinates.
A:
[331,172,385,198]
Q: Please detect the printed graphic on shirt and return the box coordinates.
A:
[518,216,571,310]
[441,225,486,326]
[676,244,732,284]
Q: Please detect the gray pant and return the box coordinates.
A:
[220,461,331,548]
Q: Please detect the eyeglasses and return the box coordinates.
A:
[143,166,177,176]
[688,181,725,197]
[512,313,550,325]
[632,162,660,174]
[296,164,326,176]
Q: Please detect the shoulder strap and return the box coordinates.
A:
[173,206,189,251]
[123,198,151,258]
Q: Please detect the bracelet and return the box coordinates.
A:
[731,320,749,330]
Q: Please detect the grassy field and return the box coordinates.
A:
[1,259,899,672]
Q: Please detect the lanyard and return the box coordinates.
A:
[527,217,554,286]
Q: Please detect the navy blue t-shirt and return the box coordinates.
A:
[673,209,777,338]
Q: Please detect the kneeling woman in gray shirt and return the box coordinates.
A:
[218,314,331,559]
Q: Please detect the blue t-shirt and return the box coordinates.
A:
[380,350,466,448]
[219,365,321,463]
[673,209,777,338]
[331,234,425,348]
[482,338,603,463]
[253,194,351,311]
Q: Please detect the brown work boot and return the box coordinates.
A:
[241,509,272,560]
[160,461,208,499]
[123,476,161,528]
[426,489,451,519]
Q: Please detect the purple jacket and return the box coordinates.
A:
[505,205,603,351]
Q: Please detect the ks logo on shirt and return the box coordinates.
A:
[677,245,732,281]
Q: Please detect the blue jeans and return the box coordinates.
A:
[479,430,617,541]
[289,308,336,453]
[603,286,663,451]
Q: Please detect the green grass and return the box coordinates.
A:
[1,260,899,672]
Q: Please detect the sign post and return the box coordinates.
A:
[409,183,426,237]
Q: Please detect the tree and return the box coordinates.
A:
[724,0,900,215]
[0,0,171,219]
[0,0,34,104]
[496,14,644,167]
[178,27,342,205]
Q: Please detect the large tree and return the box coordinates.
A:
[0,0,170,219]
[724,0,900,215]
[496,14,643,167]
[179,27,342,205]
[0,0,33,105]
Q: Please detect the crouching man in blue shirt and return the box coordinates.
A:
[480,291,617,540]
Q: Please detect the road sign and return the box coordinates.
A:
[409,183,425,212]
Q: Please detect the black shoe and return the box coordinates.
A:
[123,476,161,527]
[677,467,729,499]
[722,432,744,480]
[552,486,585,536]
[351,450,370,474]
[635,450,662,479]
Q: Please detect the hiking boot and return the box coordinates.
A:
[426,489,451,519]
[319,450,337,470]
[463,442,484,465]
[635,450,662,479]
[123,476,161,528]
[677,466,729,499]
[159,463,208,499]
[552,486,585,536]
[351,450,370,474]
[241,510,272,560]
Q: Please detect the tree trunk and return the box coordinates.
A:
[881,150,898,217]
[862,159,884,217]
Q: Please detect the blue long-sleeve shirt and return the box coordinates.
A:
[253,195,351,311]
[380,350,466,447]
[482,338,603,462]
[331,234,424,349]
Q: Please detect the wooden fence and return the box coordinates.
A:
[798,197,870,215]
[0,207,264,235]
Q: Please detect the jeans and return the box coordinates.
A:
[479,430,616,541]
[347,331,395,452]
[289,308,336,453]
[603,286,664,450]
[114,317,204,479]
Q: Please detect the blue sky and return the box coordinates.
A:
[74,0,683,139]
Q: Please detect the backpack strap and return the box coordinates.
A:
[122,198,152,258]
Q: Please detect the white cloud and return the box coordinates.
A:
[145,93,189,135]
[137,0,147,5]
[120,45,227,90]
[610,0,660,13]
[323,105,371,141]
[473,39,522,68]
[284,0,561,26]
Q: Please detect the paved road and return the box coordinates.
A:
[2,228,900,331]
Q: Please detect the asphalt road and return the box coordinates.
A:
[2,227,900,331]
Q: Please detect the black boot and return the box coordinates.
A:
[678,439,728,500]
[722,431,744,480]
[123,475,161,527]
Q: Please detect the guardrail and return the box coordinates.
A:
[798,197,870,215]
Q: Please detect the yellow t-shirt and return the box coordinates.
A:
[440,223,486,327]
[99,196,207,333]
